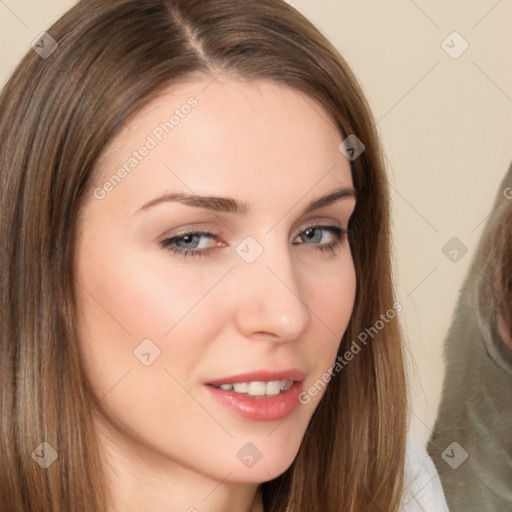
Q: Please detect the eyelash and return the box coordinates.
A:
[158,225,347,259]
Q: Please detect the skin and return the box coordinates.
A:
[497,312,512,352]
[74,76,357,512]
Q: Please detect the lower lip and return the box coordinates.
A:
[204,381,303,422]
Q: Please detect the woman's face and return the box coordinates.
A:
[75,77,357,487]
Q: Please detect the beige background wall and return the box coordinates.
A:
[2,1,512,444]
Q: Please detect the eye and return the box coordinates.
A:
[293,225,347,254]
[159,224,347,259]
[159,231,222,259]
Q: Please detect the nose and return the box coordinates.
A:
[232,237,312,342]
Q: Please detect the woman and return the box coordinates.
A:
[0,1,413,510]
[428,164,512,511]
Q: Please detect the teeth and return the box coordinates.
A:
[280,380,293,391]
[247,382,266,396]
[214,380,293,396]
[233,383,248,393]
[265,381,281,396]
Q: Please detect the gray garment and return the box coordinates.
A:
[428,166,512,511]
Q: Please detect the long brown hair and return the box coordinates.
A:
[0,1,407,510]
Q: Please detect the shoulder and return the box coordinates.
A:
[401,433,449,512]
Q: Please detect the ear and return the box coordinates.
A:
[497,311,512,352]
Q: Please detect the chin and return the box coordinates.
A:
[209,432,304,484]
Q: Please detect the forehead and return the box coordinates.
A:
[90,76,353,212]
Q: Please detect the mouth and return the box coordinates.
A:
[204,369,305,422]
[209,380,294,396]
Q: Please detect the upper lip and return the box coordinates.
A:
[206,369,305,386]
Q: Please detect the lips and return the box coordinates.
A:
[204,369,305,422]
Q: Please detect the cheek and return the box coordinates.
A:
[74,240,254,478]
[75,221,233,342]
[323,262,356,328]
[74,241,231,391]
[299,256,357,400]
[307,254,356,341]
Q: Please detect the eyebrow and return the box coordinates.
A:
[136,186,356,216]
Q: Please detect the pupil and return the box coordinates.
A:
[306,228,321,243]
[179,234,199,248]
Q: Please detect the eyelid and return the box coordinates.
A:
[158,217,346,244]
[157,223,222,241]
[293,216,350,239]
[295,217,343,233]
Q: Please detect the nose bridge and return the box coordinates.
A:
[232,234,311,341]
